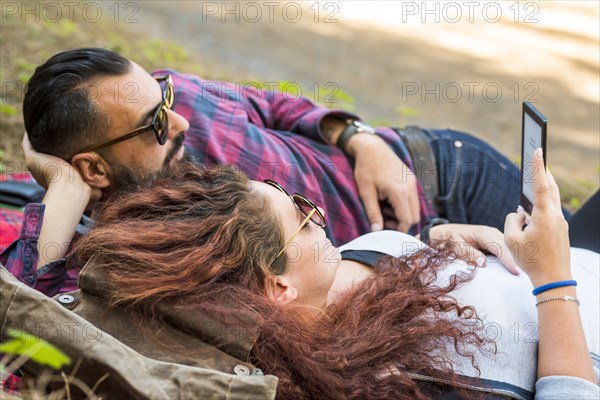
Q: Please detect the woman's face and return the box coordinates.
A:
[252,182,341,308]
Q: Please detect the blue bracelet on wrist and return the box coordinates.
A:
[532,280,577,296]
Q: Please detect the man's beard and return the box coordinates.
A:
[102,133,191,197]
[163,132,186,167]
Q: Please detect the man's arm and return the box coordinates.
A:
[243,85,422,232]
[36,164,92,268]
[321,114,421,232]
[320,115,348,145]
[237,81,360,144]
[1,203,45,284]
[165,71,423,233]
[21,135,96,270]
[0,136,97,295]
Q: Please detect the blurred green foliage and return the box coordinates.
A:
[0,104,17,117]
[0,329,71,370]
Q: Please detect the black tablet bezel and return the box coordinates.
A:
[520,101,548,214]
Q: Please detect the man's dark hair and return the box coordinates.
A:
[23,48,132,160]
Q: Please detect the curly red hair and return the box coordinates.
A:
[73,163,491,399]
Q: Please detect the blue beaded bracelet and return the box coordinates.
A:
[532,280,577,296]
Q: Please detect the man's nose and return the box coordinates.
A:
[167,109,190,139]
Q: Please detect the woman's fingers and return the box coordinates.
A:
[517,205,531,225]
[456,240,486,267]
[531,148,552,212]
[472,226,521,274]
[504,211,526,252]
[545,168,562,209]
[482,234,521,275]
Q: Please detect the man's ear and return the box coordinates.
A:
[71,153,111,189]
[268,275,298,305]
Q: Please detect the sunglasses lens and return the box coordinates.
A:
[165,76,174,108]
[294,195,325,227]
[155,107,169,145]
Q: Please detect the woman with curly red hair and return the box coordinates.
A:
[72,149,598,399]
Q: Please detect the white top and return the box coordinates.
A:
[340,231,600,397]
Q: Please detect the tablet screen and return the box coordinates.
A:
[522,112,543,206]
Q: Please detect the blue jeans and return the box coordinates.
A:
[425,129,521,231]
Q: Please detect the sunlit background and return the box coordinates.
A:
[1,0,598,207]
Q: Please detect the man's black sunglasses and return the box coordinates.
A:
[72,75,173,157]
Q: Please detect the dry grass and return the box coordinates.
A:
[0,1,204,169]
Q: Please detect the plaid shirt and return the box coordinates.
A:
[160,69,435,240]
[0,172,36,253]
[0,70,435,296]
[0,204,89,297]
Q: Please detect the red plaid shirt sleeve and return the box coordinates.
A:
[215,80,355,143]
[0,203,78,297]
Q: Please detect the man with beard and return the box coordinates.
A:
[1,48,523,296]
[1,50,192,295]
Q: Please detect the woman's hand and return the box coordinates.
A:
[429,223,520,274]
[503,148,571,287]
[504,148,596,385]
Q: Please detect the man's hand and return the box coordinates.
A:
[22,134,101,205]
[348,134,420,233]
[429,223,521,275]
[23,133,75,189]
[22,133,101,269]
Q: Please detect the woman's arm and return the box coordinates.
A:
[504,148,597,384]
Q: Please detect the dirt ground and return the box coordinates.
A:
[123,0,599,204]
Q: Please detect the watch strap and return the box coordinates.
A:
[336,120,375,155]
[336,119,360,154]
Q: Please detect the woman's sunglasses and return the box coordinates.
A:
[264,179,326,260]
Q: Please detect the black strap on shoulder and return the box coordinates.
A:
[341,249,386,267]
